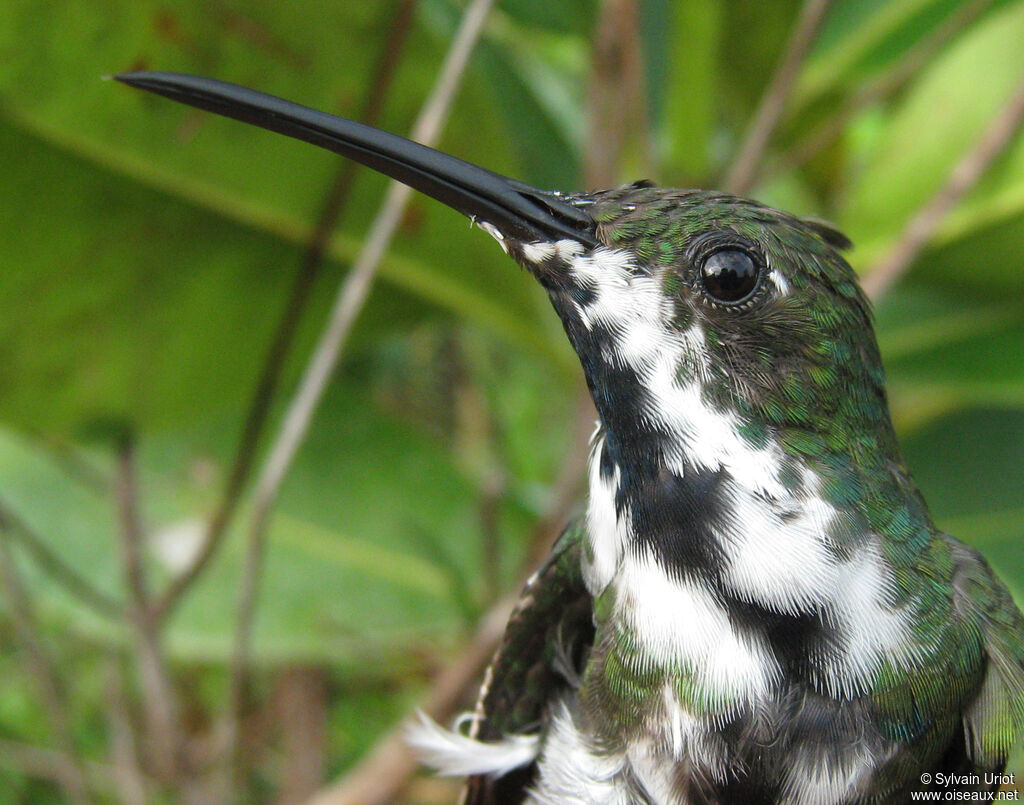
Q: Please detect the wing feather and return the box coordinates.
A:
[947,537,1024,773]
[462,522,593,805]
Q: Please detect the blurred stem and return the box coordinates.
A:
[309,389,594,805]
[0,495,121,619]
[274,667,328,805]
[221,0,496,791]
[152,0,420,628]
[722,0,833,195]
[771,0,992,179]
[585,0,650,187]
[103,660,148,805]
[116,441,148,609]
[862,72,1024,301]
[0,524,91,805]
[114,440,182,787]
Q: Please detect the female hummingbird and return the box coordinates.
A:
[118,72,1024,804]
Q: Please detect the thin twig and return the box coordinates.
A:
[103,660,148,805]
[22,428,111,495]
[0,526,91,805]
[862,72,1024,301]
[304,596,516,805]
[478,467,506,603]
[771,0,992,178]
[152,0,419,627]
[274,667,329,804]
[722,0,833,195]
[307,386,594,805]
[585,0,650,188]
[221,0,498,786]
[303,391,597,805]
[198,1,422,796]
[116,442,148,609]
[114,440,182,786]
[0,495,121,618]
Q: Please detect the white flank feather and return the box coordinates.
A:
[406,711,539,777]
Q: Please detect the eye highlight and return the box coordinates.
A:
[700,248,760,304]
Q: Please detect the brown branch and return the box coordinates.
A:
[449,333,508,602]
[114,440,182,786]
[772,0,992,178]
[274,667,329,804]
[103,660,149,805]
[220,0,497,789]
[304,596,516,805]
[585,0,650,188]
[862,72,1024,301]
[478,468,506,602]
[0,526,91,805]
[722,0,834,195]
[152,0,419,627]
[0,495,121,619]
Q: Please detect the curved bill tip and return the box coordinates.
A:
[116,71,597,248]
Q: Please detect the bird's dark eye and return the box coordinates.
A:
[700,248,760,303]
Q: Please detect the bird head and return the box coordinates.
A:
[117,73,899,497]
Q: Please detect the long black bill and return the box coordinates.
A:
[116,72,596,247]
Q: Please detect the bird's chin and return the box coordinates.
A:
[502,238,597,294]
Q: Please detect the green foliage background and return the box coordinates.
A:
[0,0,1023,800]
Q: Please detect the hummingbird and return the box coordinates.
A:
[117,72,1024,804]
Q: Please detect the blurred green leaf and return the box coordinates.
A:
[658,0,721,183]
[902,408,1024,599]
[842,0,1024,251]
[800,0,987,105]
[0,376,540,665]
[0,0,578,439]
